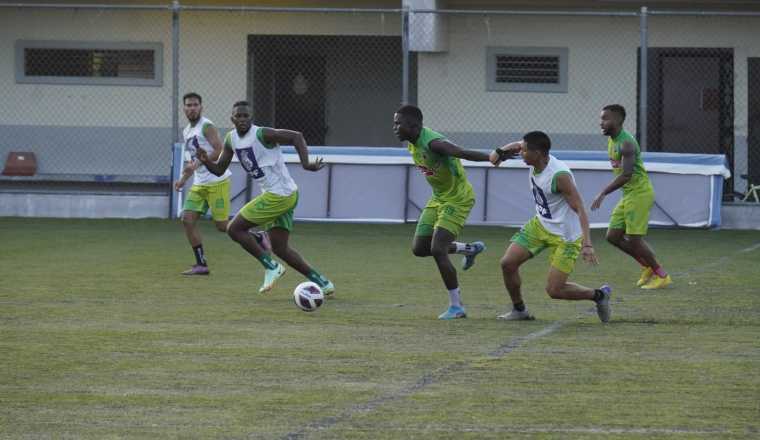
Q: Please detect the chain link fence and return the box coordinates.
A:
[1,3,758,205]
[0,4,173,190]
[646,11,760,198]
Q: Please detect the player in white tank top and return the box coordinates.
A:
[174,92,231,276]
[196,100,334,296]
[489,131,612,323]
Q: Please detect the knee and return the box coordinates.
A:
[545,283,562,299]
[430,244,448,259]
[411,244,429,258]
[227,224,243,242]
[181,214,195,228]
[606,233,620,246]
[500,256,519,274]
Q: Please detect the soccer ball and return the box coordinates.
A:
[293,281,324,312]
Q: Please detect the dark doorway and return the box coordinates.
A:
[274,56,327,145]
[639,48,734,191]
[748,58,760,186]
[249,35,413,147]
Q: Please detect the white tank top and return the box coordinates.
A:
[529,155,582,242]
[225,125,298,196]
[183,116,232,185]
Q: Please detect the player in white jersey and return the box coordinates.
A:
[489,131,611,323]
[196,100,334,295]
[174,92,232,276]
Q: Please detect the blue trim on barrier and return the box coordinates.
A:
[280,146,729,167]
[711,175,722,227]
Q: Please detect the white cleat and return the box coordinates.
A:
[259,263,286,294]
[497,309,535,321]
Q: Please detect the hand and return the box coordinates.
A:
[174,178,186,192]
[500,141,523,155]
[581,245,598,265]
[303,157,325,172]
[195,148,209,164]
[489,150,502,166]
[590,192,606,211]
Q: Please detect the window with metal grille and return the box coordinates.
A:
[16,41,162,86]
[487,47,568,93]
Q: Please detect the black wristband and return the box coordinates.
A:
[495,148,514,161]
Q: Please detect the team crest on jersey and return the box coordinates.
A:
[610,158,621,168]
[236,147,265,179]
[531,177,552,219]
[185,136,200,159]
[416,164,438,177]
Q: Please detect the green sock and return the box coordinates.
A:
[257,254,278,270]
[307,269,329,287]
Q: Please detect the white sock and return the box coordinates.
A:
[448,287,462,307]
[453,242,470,254]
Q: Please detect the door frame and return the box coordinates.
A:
[638,47,734,192]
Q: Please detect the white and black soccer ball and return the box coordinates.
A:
[293,281,324,312]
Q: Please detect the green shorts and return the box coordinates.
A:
[510,216,581,274]
[609,190,655,235]
[183,178,231,222]
[415,197,475,238]
[239,191,298,232]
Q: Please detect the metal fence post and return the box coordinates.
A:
[639,6,648,151]
[401,6,410,105]
[169,0,181,219]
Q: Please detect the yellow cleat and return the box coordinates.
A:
[637,267,654,287]
[641,274,672,290]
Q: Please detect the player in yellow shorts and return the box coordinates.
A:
[393,105,507,320]
[592,104,671,289]
[196,100,334,296]
[491,132,611,323]
[175,92,232,276]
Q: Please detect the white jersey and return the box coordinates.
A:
[183,116,231,185]
[225,125,298,196]
[529,155,582,242]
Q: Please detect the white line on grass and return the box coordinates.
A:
[282,321,566,440]
[337,425,730,436]
[281,241,759,440]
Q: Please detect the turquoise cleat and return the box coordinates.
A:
[321,280,335,297]
[438,305,467,320]
[462,241,486,271]
[258,263,286,294]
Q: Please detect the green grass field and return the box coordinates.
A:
[1,218,759,439]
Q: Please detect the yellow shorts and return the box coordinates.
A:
[183,178,231,222]
[510,216,581,274]
[415,197,475,238]
[609,190,655,235]
[238,191,298,232]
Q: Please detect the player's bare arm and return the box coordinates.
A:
[196,143,234,176]
[203,124,225,162]
[429,139,491,163]
[591,140,635,210]
[261,128,325,172]
[558,173,598,265]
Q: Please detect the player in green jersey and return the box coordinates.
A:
[592,104,672,289]
[393,105,511,319]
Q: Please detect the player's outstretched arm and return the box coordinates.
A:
[591,140,635,211]
[261,128,325,172]
[557,173,598,265]
[196,143,234,176]
[429,139,491,162]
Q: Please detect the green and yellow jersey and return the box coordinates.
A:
[408,127,475,205]
[607,129,653,195]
